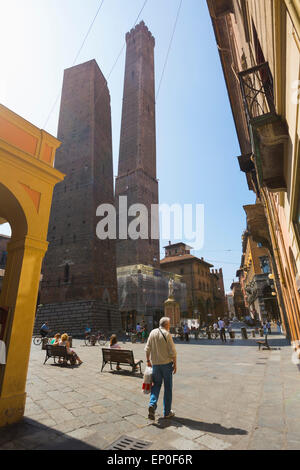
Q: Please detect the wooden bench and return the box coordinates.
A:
[256,335,271,350]
[44,344,75,366]
[101,348,143,373]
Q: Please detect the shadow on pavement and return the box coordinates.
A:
[108,370,143,379]
[0,417,99,450]
[154,416,248,436]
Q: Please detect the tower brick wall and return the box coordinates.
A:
[38,59,121,335]
[115,21,160,268]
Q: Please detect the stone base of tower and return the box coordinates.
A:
[34,300,122,338]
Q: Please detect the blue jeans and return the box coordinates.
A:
[149,362,173,416]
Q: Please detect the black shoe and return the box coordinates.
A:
[148,406,155,420]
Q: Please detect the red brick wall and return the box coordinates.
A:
[41,60,118,306]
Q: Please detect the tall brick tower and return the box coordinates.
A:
[115,21,160,267]
[38,60,121,336]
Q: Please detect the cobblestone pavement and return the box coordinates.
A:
[0,325,300,450]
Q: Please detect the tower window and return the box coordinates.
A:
[64,264,70,283]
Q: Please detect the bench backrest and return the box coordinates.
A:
[46,344,68,357]
[102,348,134,364]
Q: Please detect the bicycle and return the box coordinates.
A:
[84,331,108,346]
[211,330,219,340]
[33,332,51,346]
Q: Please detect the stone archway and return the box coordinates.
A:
[0,104,63,426]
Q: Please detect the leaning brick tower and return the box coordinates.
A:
[37,60,121,336]
[115,21,160,268]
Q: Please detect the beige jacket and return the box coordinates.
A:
[144,328,177,365]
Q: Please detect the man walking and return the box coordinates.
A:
[183,323,190,342]
[136,323,142,341]
[218,317,226,343]
[145,317,177,420]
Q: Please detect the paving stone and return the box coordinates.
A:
[35,398,62,411]
[173,425,207,440]
[47,408,75,423]
[67,427,97,440]
[55,419,87,434]
[78,413,105,427]
[170,437,207,450]
[196,434,232,450]
[88,404,108,414]
[124,413,150,427]
[70,407,94,417]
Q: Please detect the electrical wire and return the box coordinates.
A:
[43,0,106,129]
[93,0,149,109]
[156,0,183,101]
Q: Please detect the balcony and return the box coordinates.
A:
[243,203,271,249]
[239,62,288,191]
[210,0,234,17]
[238,153,255,173]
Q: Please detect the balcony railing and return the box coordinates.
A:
[239,62,276,124]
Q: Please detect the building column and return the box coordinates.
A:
[0,236,47,426]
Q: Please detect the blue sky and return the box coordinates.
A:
[0,0,255,291]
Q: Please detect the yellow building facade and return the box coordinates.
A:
[208,0,300,344]
[0,104,64,426]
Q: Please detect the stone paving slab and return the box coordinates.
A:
[0,327,300,450]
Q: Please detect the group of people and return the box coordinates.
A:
[130,323,149,343]
[176,318,231,343]
[50,332,83,365]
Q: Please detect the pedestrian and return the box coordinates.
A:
[263,322,268,336]
[141,326,149,344]
[227,323,233,342]
[136,323,142,341]
[40,322,49,338]
[144,317,177,420]
[183,323,190,342]
[277,319,282,334]
[218,318,227,343]
[266,320,271,335]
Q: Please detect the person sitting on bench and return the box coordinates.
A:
[50,333,61,345]
[59,333,83,365]
[109,334,138,371]
[109,334,122,370]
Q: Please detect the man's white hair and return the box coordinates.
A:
[159,317,170,327]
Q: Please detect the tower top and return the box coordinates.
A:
[126,21,155,47]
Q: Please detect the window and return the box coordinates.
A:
[257,242,262,248]
[180,268,184,275]
[259,256,271,274]
[64,264,70,283]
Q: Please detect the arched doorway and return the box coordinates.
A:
[0,104,63,427]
